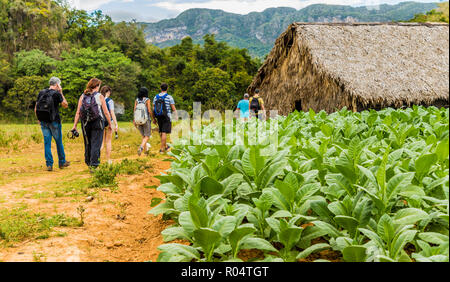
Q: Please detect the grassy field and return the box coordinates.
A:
[0,121,160,155]
[0,122,164,183]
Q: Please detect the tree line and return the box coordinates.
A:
[0,0,261,122]
[408,2,449,23]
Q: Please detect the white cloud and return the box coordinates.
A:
[68,0,439,17]
[154,0,340,14]
[69,0,135,11]
[152,0,436,14]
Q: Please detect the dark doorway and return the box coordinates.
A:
[295,100,302,112]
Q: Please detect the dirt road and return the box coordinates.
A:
[0,132,174,262]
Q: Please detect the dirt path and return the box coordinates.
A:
[0,141,174,262]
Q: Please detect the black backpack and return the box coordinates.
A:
[80,93,101,124]
[36,89,56,122]
[250,97,261,112]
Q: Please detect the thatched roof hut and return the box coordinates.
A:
[247,22,449,115]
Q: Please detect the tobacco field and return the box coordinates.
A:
[150,106,449,262]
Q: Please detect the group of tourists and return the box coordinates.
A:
[236,89,266,121]
[35,77,265,171]
[35,77,176,172]
[132,83,176,156]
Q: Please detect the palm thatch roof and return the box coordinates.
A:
[248,22,449,115]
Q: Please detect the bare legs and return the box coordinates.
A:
[140,136,149,152]
[160,132,167,152]
[103,126,113,164]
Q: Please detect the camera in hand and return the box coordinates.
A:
[68,129,80,139]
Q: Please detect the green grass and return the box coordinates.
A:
[0,205,82,246]
[10,176,95,200]
[32,191,53,199]
[32,252,46,262]
[12,190,28,199]
[0,122,139,149]
[116,158,153,175]
[0,122,171,161]
[50,177,93,198]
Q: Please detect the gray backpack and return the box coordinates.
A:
[134,98,149,125]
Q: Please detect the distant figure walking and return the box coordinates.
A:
[236,93,250,121]
[249,89,265,120]
[71,78,112,171]
[133,87,156,156]
[100,85,118,164]
[35,77,70,171]
[153,83,176,154]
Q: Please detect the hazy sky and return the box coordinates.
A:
[68,0,440,22]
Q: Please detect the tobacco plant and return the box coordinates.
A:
[150,106,449,262]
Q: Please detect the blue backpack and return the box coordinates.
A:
[154,93,168,117]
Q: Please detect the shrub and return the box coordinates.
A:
[90,164,120,188]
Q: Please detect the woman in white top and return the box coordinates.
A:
[71,78,111,170]
[100,85,118,164]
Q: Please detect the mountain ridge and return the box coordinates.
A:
[140,1,440,57]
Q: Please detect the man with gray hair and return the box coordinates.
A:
[35,77,70,171]
[236,93,250,121]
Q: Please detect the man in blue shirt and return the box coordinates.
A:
[236,93,250,121]
[153,83,177,153]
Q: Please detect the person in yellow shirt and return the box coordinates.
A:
[249,89,265,120]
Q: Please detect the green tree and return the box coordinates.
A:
[192,68,235,111]
[0,51,11,95]
[0,51,14,120]
[14,49,57,76]
[0,0,262,121]
[173,62,201,111]
[200,34,229,67]
[63,9,114,49]
[232,71,253,98]
[170,37,194,58]
[110,21,147,63]
[3,75,47,122]
[219,49,247,74]
[408,2,449,23]
[51,47,140,120]
[0,0,67,56]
